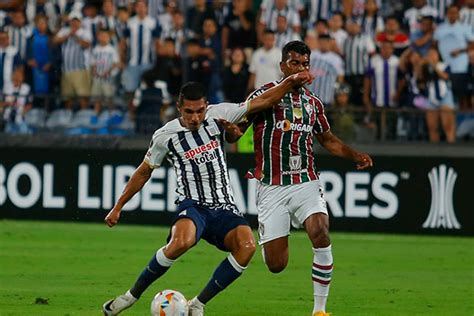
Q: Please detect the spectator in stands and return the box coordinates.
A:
[247,29,281,91]
[460,0,474,26]
[357,0,384,39]
[26,14,52,108]
[161,10,190,56]
[307,0,340,27]
[258,0,301,43]
[90,28,120,113]
[2,68,32,134]
[0,28,21,94]
[53,12,92,110]
[158,0,178,35]
[404,0,438,37]
[120,0,161,94]
[98,0,119,47]
[411,15,435,56]
[222,0,257,62]
[185,39,212,94]
[434,4,474,110]
[115,6,130,41]
[186,0,215,37]
[331,83,357,143]
[309,34,344,106]
[200,18,223,103]
[132,68,171,134]
[328,12,347,54]
[82,3,100,47]
[5,10,32,61]
[428,0,453,21]
[25,0,59,33]
[364,40,401,139]
[420,47,456,143]
[275,15,301,49]
[154,38,182,97]
[376,16,410,56]
[223,47,250,103]
[343,18,376,106]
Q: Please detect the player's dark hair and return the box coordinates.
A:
[178,82,207,106]
[281,40,311,62]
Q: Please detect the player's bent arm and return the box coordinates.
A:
[113,161,153,210]
[246,72,311,115]
[316,130,373,170]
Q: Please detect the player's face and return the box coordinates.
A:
[179,98,207,131]
[281,51,310,78]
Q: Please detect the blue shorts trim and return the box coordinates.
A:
[168,199,249,251]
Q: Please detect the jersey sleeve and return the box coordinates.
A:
[144,130,170,169]
[207,102,250,123]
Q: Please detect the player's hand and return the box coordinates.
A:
[290,71,314,86]
[105,208,121,227]
[354,152,373,170]
[218,119,243,138]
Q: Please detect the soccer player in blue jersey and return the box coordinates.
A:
[102,73,313,316]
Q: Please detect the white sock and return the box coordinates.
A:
[156,247,175,267]
[312,245,333,313]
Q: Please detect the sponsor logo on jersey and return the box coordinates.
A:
[422,165,460,229]
[184,140,220,160]
[275,119,312,132]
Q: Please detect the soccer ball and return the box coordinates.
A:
[150,289,189,316]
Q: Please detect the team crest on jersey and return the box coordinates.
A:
[304,103,314,116]
[293,107,302,119]
[289,155,302,170]
[206,124,220,136]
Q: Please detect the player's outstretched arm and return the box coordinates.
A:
[316,130,373,170]
[104,162,153,227]
[246,71,313,115]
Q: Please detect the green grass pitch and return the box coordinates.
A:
[0,220,472,315]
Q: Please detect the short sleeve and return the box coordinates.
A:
[144,130,170,168]
[207,102,249,123]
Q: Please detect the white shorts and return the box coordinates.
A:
[256,180,328,245]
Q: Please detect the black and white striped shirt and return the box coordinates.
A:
[260,4,301,32]
[0,46,21,92]
[6,25,32,60]
[427,0,453,20]
[460,7,474,28]
[307,0,340,27]
[343,34,375,76]
[309,50,344,104]
[124,16,161,66]
[275,29,301,49]
[145,102,248,204]
[57,27,92,72]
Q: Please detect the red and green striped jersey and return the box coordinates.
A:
[247,81,330,185]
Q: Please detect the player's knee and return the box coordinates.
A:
[168,236,195,254]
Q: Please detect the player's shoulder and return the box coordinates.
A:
[247,80,280,100]
[302,87,325,107]
[150,119,181,143]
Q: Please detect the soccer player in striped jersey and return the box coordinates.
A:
[240,41,373,316]
[102,73,313,316]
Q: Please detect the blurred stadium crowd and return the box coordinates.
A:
[0,0,473,145]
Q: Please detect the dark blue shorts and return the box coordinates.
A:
[168,199,249,251]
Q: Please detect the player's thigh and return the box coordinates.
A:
[288,180,328,229]
[256,182,291,245]
[262,236,289,263]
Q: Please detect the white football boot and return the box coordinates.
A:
[102,290,138,315]
[188,297,205,316]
